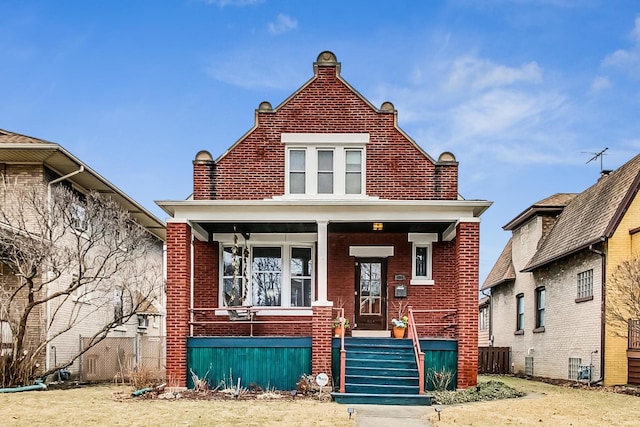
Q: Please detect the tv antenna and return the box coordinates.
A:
[583,147,608,173]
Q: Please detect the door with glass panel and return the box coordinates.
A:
[354,259,387,330]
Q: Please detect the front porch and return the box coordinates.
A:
[186,306,459,404]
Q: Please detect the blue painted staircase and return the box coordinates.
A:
[331,337,432,405]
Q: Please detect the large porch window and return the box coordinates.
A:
[221,242,314,308]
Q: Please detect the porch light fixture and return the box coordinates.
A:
[373,222,383,231]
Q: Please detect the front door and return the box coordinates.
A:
[354,259,387,330]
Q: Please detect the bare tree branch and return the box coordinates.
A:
[0,177,163,387]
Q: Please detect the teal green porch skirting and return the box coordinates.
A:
[331,338,458,391]
[187,337,312,391]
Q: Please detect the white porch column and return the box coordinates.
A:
[317,220,328,302]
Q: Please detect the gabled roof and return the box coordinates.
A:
[523,154,640,272]
[503,193,576,231]
[481,237,516,291]
[0,128,166,241]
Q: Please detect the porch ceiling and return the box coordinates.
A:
[197,221,451,236]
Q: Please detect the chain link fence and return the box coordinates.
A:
[80,335,165,382]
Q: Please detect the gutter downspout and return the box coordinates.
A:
[45,165,84,373]
[480,289,493,346]
[589,242,606,384]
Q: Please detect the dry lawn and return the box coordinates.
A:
[0,385,355,427]
[427,376,640,426]
[0,376,639,426]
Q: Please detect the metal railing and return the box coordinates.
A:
[332,307,347,393]
[407,306,425,394]
[189,306,313,337]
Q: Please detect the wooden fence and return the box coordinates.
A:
[478,346,510,374]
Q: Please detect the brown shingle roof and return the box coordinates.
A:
[0,128,52,144]
[524,154,640,271]
[503,193,576,231]
[481,237,516,290]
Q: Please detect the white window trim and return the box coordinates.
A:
[216,234,316,316]
[282,133,368,197]
[408,233,438,285]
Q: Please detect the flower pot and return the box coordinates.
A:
[334,327,344,337]
[393,326,406,338]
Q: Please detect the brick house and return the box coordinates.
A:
[0,129,166,382]
[158,52,491,397]
[482,155,640,386]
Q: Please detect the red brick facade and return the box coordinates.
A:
[455,221,480,388]
[165,52,485,390]
[165,221,191,387]
[194,65,458,202]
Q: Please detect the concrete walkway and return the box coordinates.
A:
[351,404,433,427]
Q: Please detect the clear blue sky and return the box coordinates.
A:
[2,0,639,284]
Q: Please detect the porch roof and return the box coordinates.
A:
[157,198,491,241]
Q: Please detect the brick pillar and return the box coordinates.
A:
[435,152,458,200]
[456,221,479,388]
[193,150,215,200]
[166,220,191,388]
[311,303,333,384]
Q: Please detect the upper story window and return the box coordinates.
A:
[289,150,306,194]
[72,202,87,231]
[282,133,368,197]
[516,293,524,332]
[535,287,545,330]
[577,269,593,300]
[408,233,437,285]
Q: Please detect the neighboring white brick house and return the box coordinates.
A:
[481,194,601,379]
[484,154,640,386]
[0,128,166,381]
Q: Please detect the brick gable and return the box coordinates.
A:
[195,59,458,201]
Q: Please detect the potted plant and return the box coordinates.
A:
[391,301,409,338]
[332,316,350,337]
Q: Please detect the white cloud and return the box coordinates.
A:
[602,16,640,76]
[589,76,611,93]
[203,0,264,6]
[371,52,574,167]
[632,15,640,44]
[268,14,298,35]
[445,56,542,92]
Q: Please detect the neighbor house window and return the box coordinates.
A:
[577,269,593,300]
[282,133,368,196]
[0,320,12,356]
[516,294,524,332]
[408,233,437,285]
[114,288,124,325]
[479,306,488,331]
[525,356,534,376]
[72,202,87,231]
[535,287,545,330]
[568,357,582,380]
[222,242,314,308]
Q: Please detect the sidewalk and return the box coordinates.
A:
[352,404,433,427]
